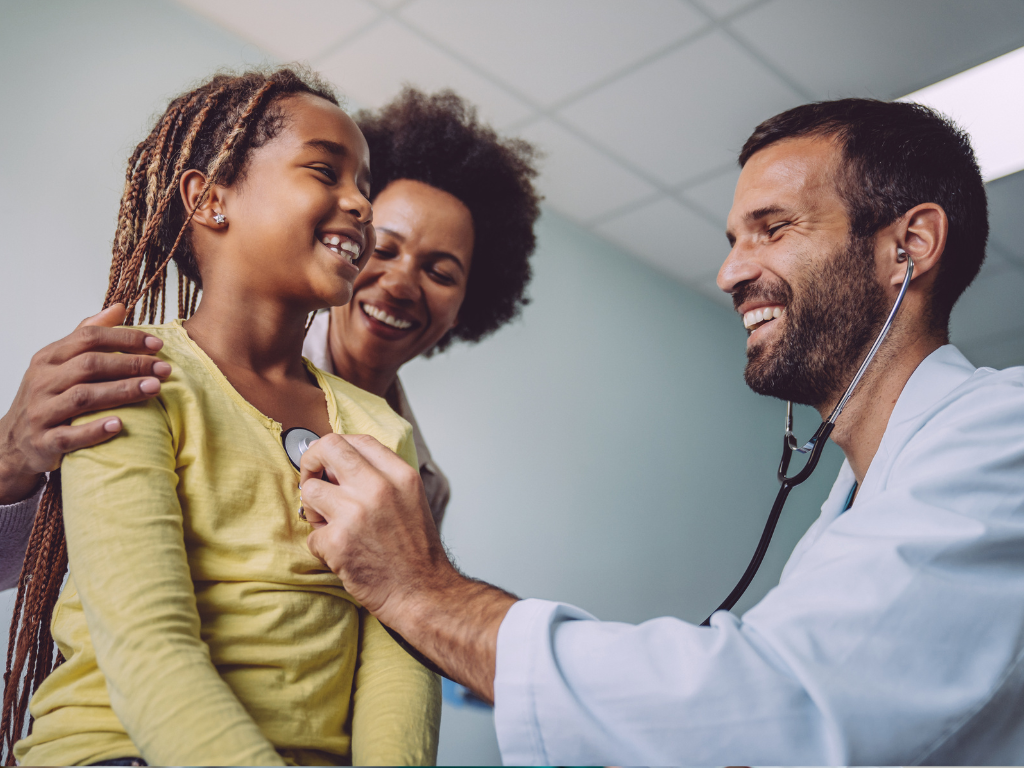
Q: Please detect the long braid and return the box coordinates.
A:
[125,78,280,323]
[1,475,66,762]
[1,66,338,763]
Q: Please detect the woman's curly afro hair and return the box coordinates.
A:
[355,88,541,353]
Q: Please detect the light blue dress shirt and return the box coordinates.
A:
[494,346,1024,765]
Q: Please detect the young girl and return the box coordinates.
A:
[2,68,440,766]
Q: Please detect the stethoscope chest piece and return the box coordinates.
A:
[281,427,320,471]
[281,423,449,677]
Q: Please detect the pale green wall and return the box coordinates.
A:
[0,2,844,764]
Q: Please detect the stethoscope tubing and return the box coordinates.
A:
[701,252,913,627]
[699,422,833,626]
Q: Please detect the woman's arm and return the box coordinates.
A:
[62,397,281,766]
[0,482,41,589]
[351,609,441,766]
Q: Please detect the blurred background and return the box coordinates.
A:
[1,1,1022,763]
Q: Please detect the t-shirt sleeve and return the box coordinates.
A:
[61,398,282,766]
[350,609,441,766]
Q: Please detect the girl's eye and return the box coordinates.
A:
[314,166,337,182]
[373,248,396,260]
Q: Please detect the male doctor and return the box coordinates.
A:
[298,98,1024,765]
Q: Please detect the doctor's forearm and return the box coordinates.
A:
[395,572,518,704]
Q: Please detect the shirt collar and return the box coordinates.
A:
[301,310,334,374]
[884,344,976,430]
[300,310,434,471]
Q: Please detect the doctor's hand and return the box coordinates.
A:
[299,433,518,704]
[0,304,170,505]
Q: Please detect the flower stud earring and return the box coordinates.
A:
[213,213,226,224]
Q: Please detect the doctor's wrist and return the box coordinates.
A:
[397,570,518,703]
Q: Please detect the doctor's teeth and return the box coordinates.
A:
[743,306,784,330]
[362,303,413,329]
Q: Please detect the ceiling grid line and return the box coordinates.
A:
[707,21,817,102]
[310,13,389,68]
[363,2,733,236]
[506,23,719,131]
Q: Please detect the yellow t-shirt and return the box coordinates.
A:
[16,321,440,767]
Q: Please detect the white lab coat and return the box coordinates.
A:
[493,345,1024,766]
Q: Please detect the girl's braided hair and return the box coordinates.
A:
[0,66,338,761]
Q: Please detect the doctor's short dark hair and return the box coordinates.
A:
[355,88,541,354]
[739,98,988,333]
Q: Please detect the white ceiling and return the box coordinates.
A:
[175,0,1024,367]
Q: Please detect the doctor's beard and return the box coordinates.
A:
[740,234,889,410]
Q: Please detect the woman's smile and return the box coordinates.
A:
[360,300,420,333]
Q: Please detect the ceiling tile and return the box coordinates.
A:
[559,30,803,187]
[594,197,730,283]
[688,0,763,20]
[399,0,708,107]
[677,166,741,227]
[949,260,1024,347]
[730,0,1024,100]
[316,18,533,128]
[987,171,1024,259]
[518,119,658,223]
[174,0,381,61]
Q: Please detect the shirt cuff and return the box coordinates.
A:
[493,598,595,766]
[0,481,43,530]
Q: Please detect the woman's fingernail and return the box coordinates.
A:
[144,336,163,350]
[153,362,172,377]
[104,418,121,433]
[140,378,160,394]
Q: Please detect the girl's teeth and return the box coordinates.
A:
[320,235,359,262]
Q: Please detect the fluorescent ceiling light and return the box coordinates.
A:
[899,45,1024,183]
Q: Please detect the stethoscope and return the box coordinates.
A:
[281,426,448,676]
[700,249,914,626]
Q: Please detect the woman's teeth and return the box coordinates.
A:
[743,305,784,330]
[320,234,360,263]
[362,303,413,330]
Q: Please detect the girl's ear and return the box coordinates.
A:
[180,169,228,230]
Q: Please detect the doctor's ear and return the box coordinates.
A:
[179,169,229,230]
[891,203,948,286]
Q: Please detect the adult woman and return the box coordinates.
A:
[0,87,541,574]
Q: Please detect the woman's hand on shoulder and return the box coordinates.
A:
[0,304,171,504]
